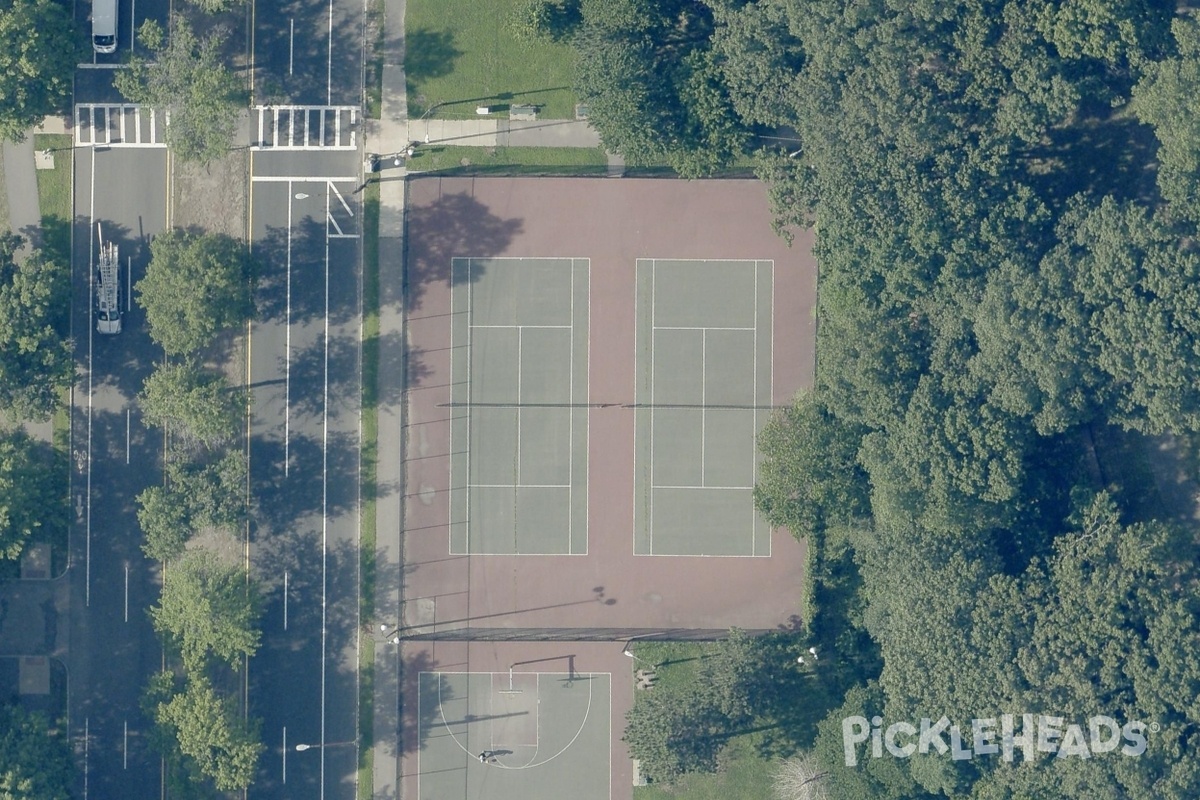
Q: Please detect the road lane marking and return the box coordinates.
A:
[289,18,294,75]
[283,726,288,782]
[126,409,130,464]
[286,181,293,476]
[251,175,358,183]
[124,564,129,621]
[319,179,331,800]
[284,570,289,630]
[86,150,95,607]
[326,0,333,104]
[123,720,128,769]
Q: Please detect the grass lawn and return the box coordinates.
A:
[406,0,578,119]
[357,180,381,799]
[32,134,72,267]
[627,642,778,800]
[405,145,606,175]
[633,738,775,800]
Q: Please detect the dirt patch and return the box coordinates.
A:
[172,149,249,239]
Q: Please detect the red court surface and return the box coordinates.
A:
[399,177,818,798]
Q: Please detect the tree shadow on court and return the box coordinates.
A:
[400,648,447,758]
[402,185,523,318]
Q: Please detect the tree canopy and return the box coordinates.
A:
[150,549,261,672]
[139,361,243,449]
[114,16,244,164]
[136,229,255,356]
[0,430,64,562]
[152,674,262,791]
[0,233,71,421]
[0,0,78,143]
[0,704,74,800]
[138,450,247,561]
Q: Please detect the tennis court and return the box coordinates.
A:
[448,257,590,555]
[634,259,773,556]
[417,671,611,800]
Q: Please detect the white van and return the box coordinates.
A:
[92,0,117,54]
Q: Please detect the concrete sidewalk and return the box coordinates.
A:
[406,117,602,149]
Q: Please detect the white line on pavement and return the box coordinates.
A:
[285,181,293,477]
[251,175,358,183]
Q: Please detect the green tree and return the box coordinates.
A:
[508,0,581,41]
[150,549,261,672]
[114,17,244,164]
[137,450,248,561]
[572,0,749,176]
[0,430,65,562]
[137,484,190,562]
[0,0,79,143]
[155,675,263,791]
[139,361,243,448]
[755,390,870,539]
[136,229,255,356]
[1133,16,1200,223]
[0,234,71,421]
[0,704,74,800]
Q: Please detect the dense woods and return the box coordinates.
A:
[527,0,1200,795]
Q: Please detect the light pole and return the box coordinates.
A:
[621,639,658,670]
[376,623,400,645]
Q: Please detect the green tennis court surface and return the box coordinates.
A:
[417,671,611,800]
[634,259,773,556]
[449,258,590,555]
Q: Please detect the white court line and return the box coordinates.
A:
[649,260,655,555]
[701,329,706,487]
[654,325,755,331]
[584,259,592,557]
[652,485,754,491]
[466,260,474,552]
[469,324,570,329]
[469,483,570,489]
[569,259,574,552]
[752,262,758,554]
[430,672,599,770]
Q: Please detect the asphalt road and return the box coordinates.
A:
[254,0,364,105]
[74,0,170,72]
[247,149,363,800]
[68,144,167,800]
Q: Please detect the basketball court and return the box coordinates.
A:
[417,670,611,800]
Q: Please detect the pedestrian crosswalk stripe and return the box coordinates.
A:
[252,106,357,151]
[74,104,168,148]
